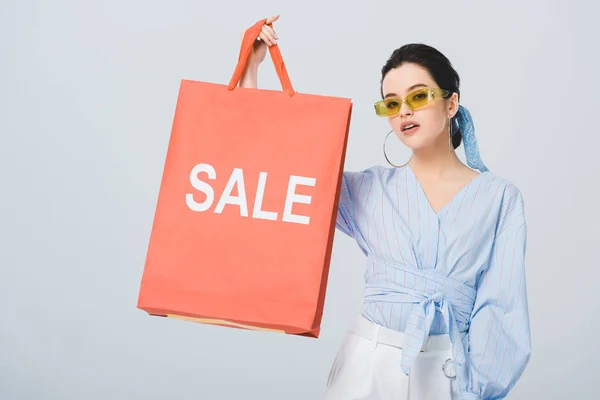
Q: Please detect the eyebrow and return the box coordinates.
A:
[384,83,428,98]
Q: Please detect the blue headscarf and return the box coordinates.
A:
[452,105,488,173]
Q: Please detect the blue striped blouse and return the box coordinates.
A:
[335,164,531,400]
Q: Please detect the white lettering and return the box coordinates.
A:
[282,176,316,225]
[186,164,316,225]
[214,168,248,217]
[186,163,216,212]
[252,172,278,221]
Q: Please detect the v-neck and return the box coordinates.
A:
[406,164,488,217]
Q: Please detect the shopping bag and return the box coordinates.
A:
[137,18,353,338]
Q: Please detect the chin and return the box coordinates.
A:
[398,134,434,150]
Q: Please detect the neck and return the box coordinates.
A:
[409,129,464,178]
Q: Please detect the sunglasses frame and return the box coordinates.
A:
[374,87,451,117]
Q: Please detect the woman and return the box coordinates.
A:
[240,15,531,400]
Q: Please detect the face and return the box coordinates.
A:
[381,63,458,150]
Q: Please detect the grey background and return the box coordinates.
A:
[1,0,598,399]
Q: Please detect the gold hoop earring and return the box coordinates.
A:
[383,130,411,168]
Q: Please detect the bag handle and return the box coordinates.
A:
[227,18,295,97]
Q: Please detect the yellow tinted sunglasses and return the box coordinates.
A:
[374,87,450,117]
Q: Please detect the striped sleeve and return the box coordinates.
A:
[336,171,359,238]
[463,185,532,399]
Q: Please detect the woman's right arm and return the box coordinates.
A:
[239,15,280,89]
[239,64,258,89]
[237,16,359,240]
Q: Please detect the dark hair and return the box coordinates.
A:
[380,43,463,149]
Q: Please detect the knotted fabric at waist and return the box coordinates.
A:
[363,257,476,387]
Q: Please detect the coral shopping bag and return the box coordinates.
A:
[137,18,352,338]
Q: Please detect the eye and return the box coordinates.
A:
[411,92,427,101]
[385,101,399,109]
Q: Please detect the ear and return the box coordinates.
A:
[447,93,459,119]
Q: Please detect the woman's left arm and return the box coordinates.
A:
[461,185,532,400]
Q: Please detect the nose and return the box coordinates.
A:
[399,101,413,118]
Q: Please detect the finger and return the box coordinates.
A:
[265,14,280,24]
[261,26,276,43]
[262,25,278,41]
[260,28,277,46]
[259,32,273,46]
[258,32,270,46]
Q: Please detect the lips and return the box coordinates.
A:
[400,121,420,135]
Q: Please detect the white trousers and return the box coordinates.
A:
[324,316,459,400]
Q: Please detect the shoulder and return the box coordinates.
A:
[482,170,526,204]
[343,164,406,179]
[343,164,386,181]
[493,174,524,202]
[343,165,405,188]
[483,171,527,233]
